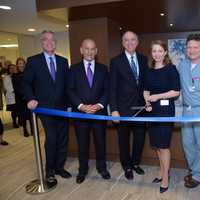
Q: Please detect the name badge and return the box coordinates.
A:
[160,99,169,106]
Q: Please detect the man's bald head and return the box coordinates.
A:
[80,38,98,61]
[81,38,96,48]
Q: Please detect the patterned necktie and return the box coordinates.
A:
[87,62,93,87]
[130,56,138,82]
[49,57,56,81]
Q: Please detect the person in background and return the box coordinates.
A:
[13,57,33,137]
[0,57,6,111]
[2,64,19,128]
[68,38,110,184]
[110,31,148,180]
[3,60,12,73]
[144,40,180,193]
[0,58,9,145]
[0,118,8,145]
[178,34,200,188]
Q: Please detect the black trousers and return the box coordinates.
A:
[40,115,69,172]
[0,118,4,135]
[117,121,146,171]
[74,119,107,175]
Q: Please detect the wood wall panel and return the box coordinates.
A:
[69,17,121,65]
[67,20,199,168]
[69,18,109,65]
[68,124,187,168]
[138,31,200,58]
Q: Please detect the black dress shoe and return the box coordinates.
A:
[124,169,133,180]
[132,165,145,175]
[0,141,9,145]
[152,177,162,183]
[13,123,19,128]
[55,169,72,178]
[184,178,200,188]
[24,132,29,137]
[160,186,168,193]
[46,175,57,187]
[46,178,57,188]
[99,170,111,179]
[184,174,192,182]
[76,174,86,184]
[46,170,57,183]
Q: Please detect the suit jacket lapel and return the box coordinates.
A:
[136,53,142,82]
[122,52,137,83]
[41,53,54,83]
[55,55,61,82]
[92,62,99,90]
[41,53,52,79]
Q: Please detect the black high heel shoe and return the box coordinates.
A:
[152,177,162,183]
[160,176,169,193]
[160,186,168,193]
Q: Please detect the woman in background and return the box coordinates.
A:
[0,58,9,145]
[143,40,180,193]
[0,118,8,145]
[13,58,33,137]
[2,64,19,128]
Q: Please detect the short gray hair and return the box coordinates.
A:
[40,30,56,41]
[122,31,138,42]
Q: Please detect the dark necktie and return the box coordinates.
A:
[49,57,56,81]
[87,62,93,87]
[130,56,138,82]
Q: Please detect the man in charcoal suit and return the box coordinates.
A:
[110,31,148,180]
[23,30,71,184]
[68,38,110,184]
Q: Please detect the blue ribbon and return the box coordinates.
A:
[33,107,200,123]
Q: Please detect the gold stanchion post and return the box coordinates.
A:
[26,113,57,194]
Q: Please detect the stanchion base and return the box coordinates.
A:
[25,179,57,194]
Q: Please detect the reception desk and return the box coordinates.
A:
[68,122,187,168]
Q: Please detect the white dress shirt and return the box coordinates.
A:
[83,59,95,74]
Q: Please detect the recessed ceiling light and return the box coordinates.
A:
[0,5,12,10]
[170,23,173,27]
[160,13,165,16]
[0,44,18,48]
[27,28,36,32]
[119,27,122,30]
[65,24,69,28]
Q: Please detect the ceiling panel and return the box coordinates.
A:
[0,0,67,35]
[0,32,18,45]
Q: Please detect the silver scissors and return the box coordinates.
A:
[131,106,146,117]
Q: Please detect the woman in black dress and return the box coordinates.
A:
[143,40,180,193]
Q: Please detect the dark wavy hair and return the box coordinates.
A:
[16,57,26,66]
[186,33,200,44]
[150,40,171,68]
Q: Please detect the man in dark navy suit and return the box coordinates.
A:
[23,30,71,184]
[110,31,148,180]
[68,38,110,184]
